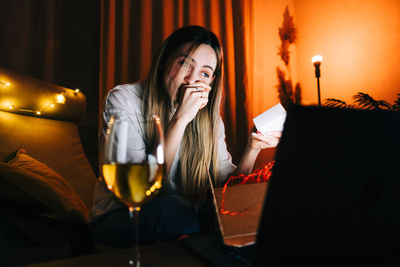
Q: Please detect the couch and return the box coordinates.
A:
[0,66,98,266]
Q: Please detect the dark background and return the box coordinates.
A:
[0,0,101,174]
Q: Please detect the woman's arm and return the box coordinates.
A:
[235,130,281,175]
[164,84,210,176]
[164,116,187,176]
[214,120,281,184]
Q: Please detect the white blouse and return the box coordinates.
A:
[90,82,236,222]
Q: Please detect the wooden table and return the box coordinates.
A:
[25,240,209,267]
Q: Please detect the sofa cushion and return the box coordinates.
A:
[0,149,89,222]
[0,111,97,209]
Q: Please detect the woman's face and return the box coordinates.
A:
[163,43,217,103]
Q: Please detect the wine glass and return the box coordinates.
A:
[102,113,165,266]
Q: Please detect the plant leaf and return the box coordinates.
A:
[276,67,294,108]
[325,98,350,109]
[279,7,297,44]
[353,92,391,110]
[294,82,302,104]
[393,93,400,111]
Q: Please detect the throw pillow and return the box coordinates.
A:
[1,149,89,222]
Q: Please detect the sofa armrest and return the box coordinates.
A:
[2,200,94,257]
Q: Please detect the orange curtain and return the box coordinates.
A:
[99,0,253,162]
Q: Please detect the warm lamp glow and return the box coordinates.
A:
[75,88,80,93]
[55,93,66,104]
[312,55,323,65]
[312,55,323,106]
[36,111,41,115]
[0,81,10,87]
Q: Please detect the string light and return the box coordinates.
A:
[0,80,81,116]
[39,102,56,114]
[55,92,66,104]
[0,80,13,110]
[0,81,11,87]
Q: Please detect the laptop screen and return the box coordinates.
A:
[253,105,400,266]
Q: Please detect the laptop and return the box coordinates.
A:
[183,105,400,266]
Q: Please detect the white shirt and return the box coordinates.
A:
[90,82,236,221]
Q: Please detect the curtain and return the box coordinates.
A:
[99,0,253,162]
[0,0,57,82]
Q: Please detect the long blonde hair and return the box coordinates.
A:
[142,26,224,196]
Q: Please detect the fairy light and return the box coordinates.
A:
[0,81,13,110]
[1,94,57,116]
[0,80,78,116]
[43,102,55,110]
[220,161,275,216]
[55,92,66,104]
[0,81,11,87]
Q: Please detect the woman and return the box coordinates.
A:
[91,25,280,246]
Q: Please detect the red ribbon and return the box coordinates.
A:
[220,161,275,215]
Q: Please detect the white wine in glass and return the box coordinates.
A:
[102,114,165,266]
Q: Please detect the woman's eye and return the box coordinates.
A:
[201,72,210,79]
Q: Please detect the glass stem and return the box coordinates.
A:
[129,206,141,267]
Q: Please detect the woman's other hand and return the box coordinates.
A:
[248,129,281,151]
[235,128,281,176]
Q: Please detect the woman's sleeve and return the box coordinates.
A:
[91,85,146,222]
[216,118,237,184]
[102,85,146,162]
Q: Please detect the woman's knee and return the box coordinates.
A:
[140,194,200,241]
[92,194,200,246]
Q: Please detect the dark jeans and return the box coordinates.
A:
[91,194,201,247]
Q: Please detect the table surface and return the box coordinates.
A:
[25,240,210,267]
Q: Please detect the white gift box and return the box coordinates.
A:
[253,103,287,135]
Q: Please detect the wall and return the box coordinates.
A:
[295,0,400,105]
[250,0,298,118]
[249,0,400,166]
[249,0,298,166]
[0,0,100,174]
